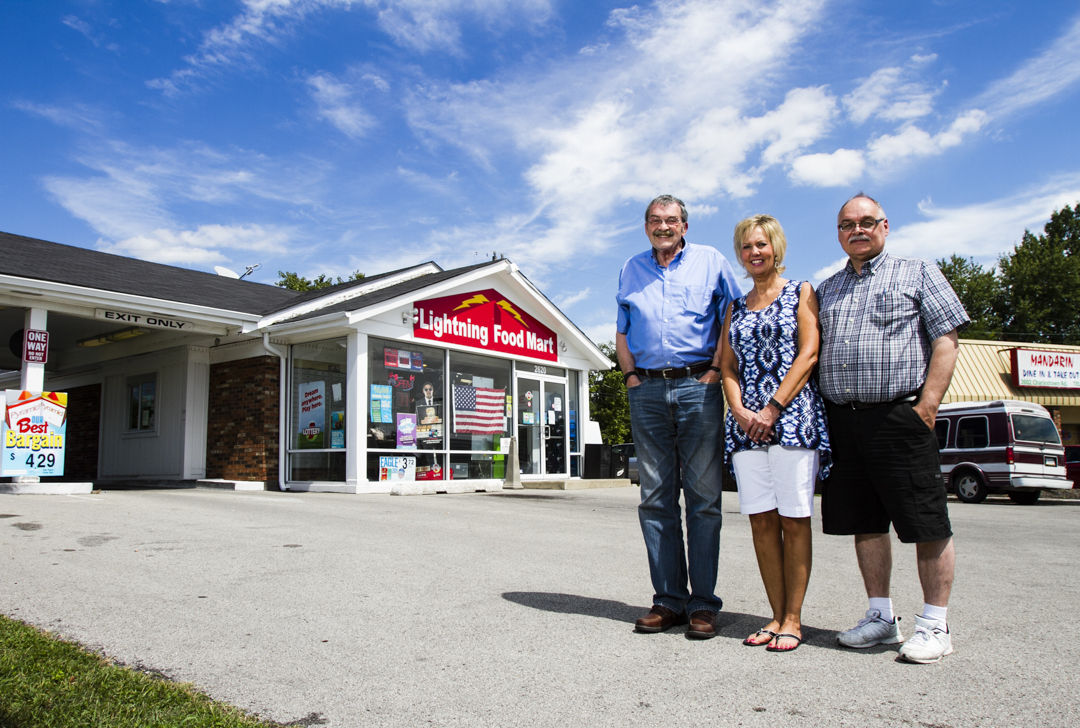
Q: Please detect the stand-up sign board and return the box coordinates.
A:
[2,390,67,477]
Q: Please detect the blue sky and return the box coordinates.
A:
[4,0,1080,345]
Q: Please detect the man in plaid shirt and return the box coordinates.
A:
[817,193,968,664]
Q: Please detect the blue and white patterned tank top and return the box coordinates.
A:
[724,280,831,476]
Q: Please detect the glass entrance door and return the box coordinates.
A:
[515,375,568,477]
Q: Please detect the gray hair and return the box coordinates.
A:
[838,192,886,219]
[645,194,688,223]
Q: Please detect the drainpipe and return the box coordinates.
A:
[263,332,288,490]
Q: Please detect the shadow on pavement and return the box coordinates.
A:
[502,590,849,649]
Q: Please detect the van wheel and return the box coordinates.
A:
[953,471,988,503]
[1008,490,1040,505]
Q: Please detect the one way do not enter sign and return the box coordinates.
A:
[23,329,48,364]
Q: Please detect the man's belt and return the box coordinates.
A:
[636,361,713,380]
[828,393,919,410]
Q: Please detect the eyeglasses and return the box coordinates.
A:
[647,216,684,227]
[838,217,885,233]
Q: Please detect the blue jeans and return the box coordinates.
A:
[629,376,725,615]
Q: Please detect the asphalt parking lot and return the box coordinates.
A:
[2,486,1079,727]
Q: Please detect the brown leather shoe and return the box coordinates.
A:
[634,605,687,633]
[687,610,719,639]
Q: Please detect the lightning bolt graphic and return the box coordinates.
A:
[453,294,490,310]
[496,300,528,328]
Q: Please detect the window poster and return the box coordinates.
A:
[370,384,393,423]
[330,410,345,448]
[1,390,67,477]
[297,381,325,448]
[383,347,425,372]
[397,412,417,448]
[379,455,416,481]
[416,404,443,444]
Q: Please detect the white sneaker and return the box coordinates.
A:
[898,615,953,664]
[837,609,904,648]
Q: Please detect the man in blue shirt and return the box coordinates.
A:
[616,194,741,638]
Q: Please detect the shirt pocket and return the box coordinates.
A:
[676,285,713,317]
[869,288,918,326]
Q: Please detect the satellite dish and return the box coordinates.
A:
[213,265,241,278]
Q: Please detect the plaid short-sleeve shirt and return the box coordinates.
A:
[817,252,969,405]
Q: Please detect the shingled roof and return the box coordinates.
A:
[0,231,301,315]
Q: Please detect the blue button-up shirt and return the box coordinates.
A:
[616,242,741,369]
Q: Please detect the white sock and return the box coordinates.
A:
[921,603,948,624]
[868,597,894,622]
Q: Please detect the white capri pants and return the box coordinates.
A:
[730,445,819,518]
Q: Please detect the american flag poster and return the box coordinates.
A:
[453,385,506,434]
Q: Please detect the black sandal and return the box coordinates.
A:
[766,633,803,652]
[743,628,777,646]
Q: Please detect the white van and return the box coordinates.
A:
[935,400,1071,505]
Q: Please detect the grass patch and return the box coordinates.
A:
[0,614,300,728]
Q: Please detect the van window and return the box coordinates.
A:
[1011,414,1061,445]
[934,420,949,449]
[956,416,988,449]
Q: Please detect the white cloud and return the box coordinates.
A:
[865,109,987,167]
[99,224,292,266]
[307,72,375,139]
[890,177,1080,263]
[554,288,591,310]
[12,100,106,133]
[790,148,864,187]
[811,176,1080,281]
[843,55,941,125]
[148,0,556,94]
[974,13,1080,120]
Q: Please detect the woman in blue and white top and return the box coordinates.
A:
[719,214,831,653]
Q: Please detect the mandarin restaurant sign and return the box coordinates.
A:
[1011,348,1080,389]
[412,288,558,362]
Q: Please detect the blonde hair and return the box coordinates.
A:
[733,214,787,275]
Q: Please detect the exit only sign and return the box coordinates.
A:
[23,329,48,363]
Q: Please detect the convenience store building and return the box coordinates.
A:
[0,231,611,493]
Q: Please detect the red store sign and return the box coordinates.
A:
[412,288,558,362]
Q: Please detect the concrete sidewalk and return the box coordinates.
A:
[2,486,1078,727]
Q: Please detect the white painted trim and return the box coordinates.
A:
[257,262,442,328]
[0,275,261,330]
[0,482,94,495]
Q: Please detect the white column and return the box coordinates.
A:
[15,308,48,484]
[346,331,368,489]
[20,308,48,391]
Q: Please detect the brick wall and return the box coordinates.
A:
[206,356,280,486]
[54,383,101,481]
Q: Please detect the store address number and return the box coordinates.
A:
[533,365,546,375]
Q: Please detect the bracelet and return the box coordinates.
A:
[708,365,722,374]
[768,397,784,412]
[623,370,640,385]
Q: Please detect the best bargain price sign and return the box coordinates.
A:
[2,390,67,477]
[412,289,558,362]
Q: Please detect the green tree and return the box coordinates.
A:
[276,270,365,291]
[935,254,1003,340]
[589,342,631,444]
[997,203,1080,344]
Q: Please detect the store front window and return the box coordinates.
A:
[366,339,446,482]
[289,338,347,481]
[448,350,511,480]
